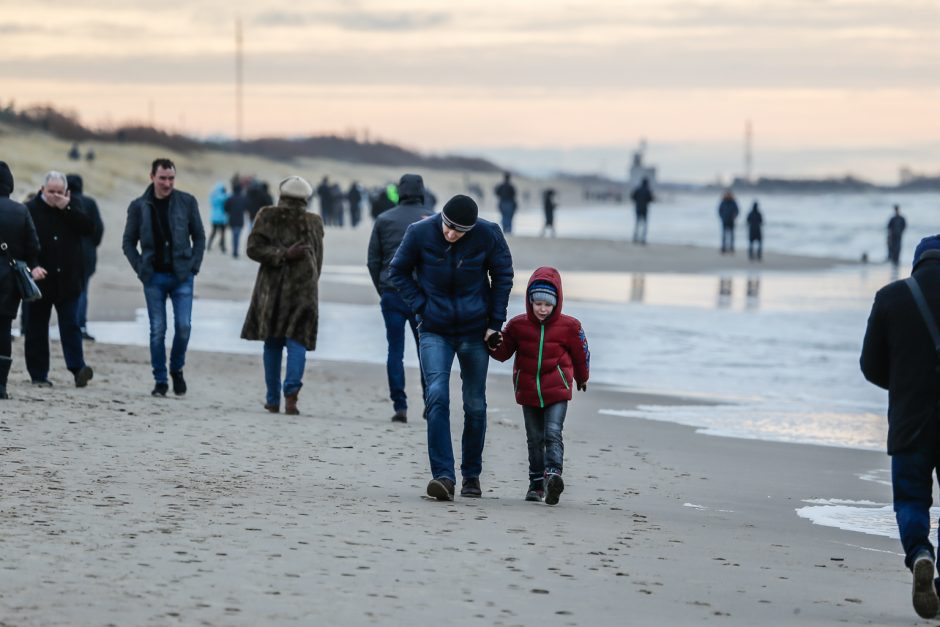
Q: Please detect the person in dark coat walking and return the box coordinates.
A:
[367,174,433,423]
[241,176,323,416]
[316,177,334,226]
[66,174,105,340]
[347,182,363,228]
[861,235,940,619]
[389,195,513,501]
[746,201,763,261]
[246,180,273,230]
[370,184,397,219]
[23,171,95,388]
[122,158,206,397]
[630,177,654,244]
[887,205,907,266]
[494,172,518,234]
[717,190,740,254]
[0,162,43,399]
[224,187,250,258]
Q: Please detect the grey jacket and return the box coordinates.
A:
[122,184,207,283]
[367,200,433,294]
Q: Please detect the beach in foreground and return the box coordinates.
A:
[1,229,917,626]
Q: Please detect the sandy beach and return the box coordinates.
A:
[1,217,919,626]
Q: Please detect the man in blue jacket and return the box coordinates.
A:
[122,158,206,397]
[389,195,513,500]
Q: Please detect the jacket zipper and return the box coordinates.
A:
[514,371,520,392]
[536,324,545,407]
[557,365,570,390]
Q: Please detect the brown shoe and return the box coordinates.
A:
[264,403,279,413]
[285,393,299,415]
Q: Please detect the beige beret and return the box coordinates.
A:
[279,175,313,200]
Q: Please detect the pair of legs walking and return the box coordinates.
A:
[0,317,12,398]
[380,290,424,421]
[748,237,762,260]
[22,295,90,386]
[420,331,488,499]
[522,401,567,504]
[207,224,227,252]
[144,272,193,395]
[262,337,306,414]
[721,224,735,253]
[633,211,648,244]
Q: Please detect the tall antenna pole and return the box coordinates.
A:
[235,17,243,142]
[744,119,753,182]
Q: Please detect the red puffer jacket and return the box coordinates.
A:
[490,267,590,408]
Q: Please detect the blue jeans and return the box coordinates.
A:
[522,401,568,480]
[23,295,86,381]
[721,223,735,252]
[419,331,489,483]
[262,337,307,406]
[231,226,243,258]
[143,272,193,384]
[893,442,940,571]
[380,290,424,412]
[499,200,515,234]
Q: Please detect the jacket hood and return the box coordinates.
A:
[0,161,13,197]
[397,174,424,203]
[525,266,563,324]
[66,173,83,194]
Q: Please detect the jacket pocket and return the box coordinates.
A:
[556,365,570,390]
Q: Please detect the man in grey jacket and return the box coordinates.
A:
[122,158,206,397]
[367,173,432,422]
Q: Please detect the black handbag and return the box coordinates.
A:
[0,240,42,303]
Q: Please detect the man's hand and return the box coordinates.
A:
[285,242,311,261]
[48,188,71,210]
[31,266,48,280]
[486,331,502,350]
[577,382,587,392]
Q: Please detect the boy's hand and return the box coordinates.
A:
[485,330,502,350]
[577,382,587,392]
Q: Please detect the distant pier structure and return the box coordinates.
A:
[628,140,657,189]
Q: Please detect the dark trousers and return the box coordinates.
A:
[207,224,227,252]
[23,295,86,382]
[893,441,940,572]
[77,274,92,330]
[633,211,648,243]
[721,223,735,252]
[748,237,763,260]
[522,401,568,480]
[0,316,12,387]
[380,290,424,412]
[230,226,243,258]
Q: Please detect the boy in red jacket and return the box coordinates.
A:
[489,267,590,504]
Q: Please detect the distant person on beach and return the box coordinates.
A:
[389,195,513,501]
[370,184,397,220]
[246,180,273,231]
[24,171,95,388]
[122,158,206,397]
[224,186,249,258]
[861,235,940,619]
[207,182,229,253]
[66,174,105,341]
[630,177,654,244]
[747,201,763,261]
[488,267,590,504]
[241,176,323,416]
[367,174,433,423]
[347,181,363,228]
[494,172,518,234]
[541,189,557,238]
[887,204,907,266]
[718,190,740,254]
[67,143,80,161]
[317,177,334,226]
[0,161,42,399]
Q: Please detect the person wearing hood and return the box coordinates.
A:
[389,194,513,501]
[861,235,940,619]
[488,267,590,505]
[241,176,323,416]
[207,182,229,253]
[746,201,763,261]
[630,177,654,244]
[23,171,96,388]
[66,173,105,341]
[122,158,206,397]
[0,161,43,399]
[367,174,433,423]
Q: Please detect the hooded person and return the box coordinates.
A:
[367,174,434,422]
[66,173,105,341]
[241,175,324,415]
[488,267,590,504]
[207,182,229,252]
[0,162,42,398]
[861,234,940,619]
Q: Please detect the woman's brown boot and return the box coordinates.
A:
[284,393,299,415]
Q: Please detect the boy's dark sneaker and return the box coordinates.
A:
[73,366,93,388]
[461,477,482,498]
[0,385,8,400]
[170,370,187,396]
[525,479,544,502]
[31,379,53,387]
[152,382,169,397]
[391,410,407,423]
[912,551,939,618]
[545,473,565,505]
[426,477,455,501]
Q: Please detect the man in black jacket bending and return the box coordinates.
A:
[861,235,940,619]
[367,174,433,423]
[23,171,95,387]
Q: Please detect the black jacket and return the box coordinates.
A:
[367,200,433,294]
[122,185,207,283]
[225,193,250,228]
[0,163,41,317]
[66,175,105,278]
[631,184,653,214]
[861,259,940,454]
[26,193,94,302]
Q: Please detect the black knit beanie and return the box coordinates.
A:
[442,194,478,232]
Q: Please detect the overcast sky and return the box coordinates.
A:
[3,0,939,181]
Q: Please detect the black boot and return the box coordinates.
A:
[0,356,11,399]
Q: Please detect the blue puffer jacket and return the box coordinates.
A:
[209,183,229,225]
[389,213,513,338]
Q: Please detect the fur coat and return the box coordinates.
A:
[241,198,324,350]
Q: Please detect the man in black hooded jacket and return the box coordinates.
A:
[861,234,940,619]
[66,174,105,341]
